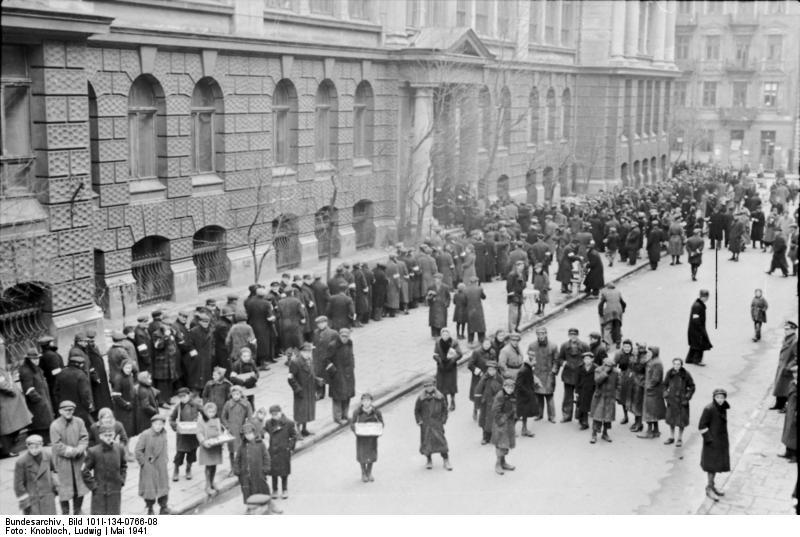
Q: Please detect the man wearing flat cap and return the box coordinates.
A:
[771,320,798,412]
[492,378,518,475]
[554,328,590,422]
[50,400,90,514]
[13,434,59,514]
[135,413,170,514]
[325,328,356,425]
[134,314,154,373]
[185,312,214,392]
[312,316,338,400]
[37,335,64,403]
[82,423,127,514]
[54,352,94,426]
[414,377,452,470]
[288,342,321,437]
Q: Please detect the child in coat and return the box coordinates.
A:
[233,422,271,509]
[575,353,596,430]
[196,402,226,497]
[350,393,383,483]
[202,367,232,417]
[452,283,468,339]
[221,386,253,473]
[532,263,550,315]
[230,348,259,409]
[264,404,297,499]
[168,387,200,481]
[750,289,768,342]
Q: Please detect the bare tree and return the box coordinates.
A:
[245,174,291,283]
[669,110,709,164]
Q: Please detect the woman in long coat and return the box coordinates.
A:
[461,244,477,284]
[18,351,54,441]
[452,284,468,338]
[556,242,578,292]
[590,357,620,442]
[641,347,666,438]
[663,358,695,446]
[750,208,765,249]
[111,361,136,439]
[350,394,383,482]
[233,422,271,505]
[780,370,797,459]
[727,216,746,260]
[514,359,539,437]
[667,219,686,263]
[426,275,451,338]
[433,328,461,410]
[474,363,503,444]
[467,340,494,418]
[491,380,517,475]
[699,389,731,500]
[135,415,169,513]
[384,258,402,313]
[288,346,319,432]
[627,346,647,432]
[465,278,487,342]
[414,381,451,469]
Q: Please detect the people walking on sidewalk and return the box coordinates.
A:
[492,378,517,475]
[686,290,713,366]
[426,273,451,338]
[663,358,695,447]
[750,289,768,342]
[590,356,620,444]
[699,388,731,502]
[771,320,798,411]
[414,378,452,471]
[135,414,170,514]
[351,393,382,483]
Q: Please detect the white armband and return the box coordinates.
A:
[189,349,198,357]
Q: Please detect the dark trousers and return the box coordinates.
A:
[603,319,622,346]
[332,398,351,422]
[144,495,168,511]
[686,348,705,364]
[60,495,84,515]
[173,449,197,466]
[371,307,383,321]
[768,255,788,276]
[91,491,121,515]
[592,420,610,433]
[536,394,555,420]
[468,331,485,344]
[431,326,442,337]
[154,379,173,404]
[576,408,590,426]
[561,384,576,420]
[271,475,288,492]
[690,263,700,279]
[754,322,762,340]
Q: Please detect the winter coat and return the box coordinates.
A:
[88,420,129,448]
[750,211,765,241]
[87,345,113,413]
[82,441,127,500]
[211,318,233,373]
[18,358,54,431]
[434,337,461,395]
[556,245,578,284]
[53,364,93,426]
[750,296,768,323]
[277,296,305,351]
[627,352,647,416]
[201,378,232,417]
[452,289,468,324]
[326,293,355,331]
[583,249,605,291]
[531,340,559,394]
[532,272,549,304]
[185,324,214,391]
[351,405,382,464]
[111,372,136,436]
[461,252,477,283]
[643,351,666,422]
[152,330,180,382]
[506,271,526,305]
[556,339,590,385]
[667,222,686,256]
[312,279,331,317]
[384,260,402,310]
[233,438,271,501]
[728,218,746,254]
[134,382,159,436]
[575,364,596,415]
[265,415,296,476]
[699,401,730,473]
[135,427,169,500]
[614,348,635,404]
[498,343,524,380]
[352,269,371,320]
[435,251,456,287]
[325,338,356,401]
[418,253,438,293]
[687,299,713,351]
[313,326,338,379]
[590,364,619,423]
[230,358,259,399]
[39,348,64,404]
[467,347,493,401]
[14,451,58,514]
[371,266,388,311]
[107,344,132,381]
[414,389,449,455]
[226,322,256,364]
[475,373,503,433]
[426,283,451,329]
[782,381,796,450]
[685,235,704,265]
[246,297,274,364]
[663,367,695,428]
[491,390,516,450]
[169,400,201,453]
[515,362,540,418]
[288,353,318,424]
[221,398,253,454]
[49,416,90,501]
[397,259,411,304]
[773,333,798,397]
[598,287,626,325]
[196,417,224,466]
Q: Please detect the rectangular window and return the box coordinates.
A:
[763,82,778,107]
[702,81,717,107]
[529,0,539,43]
[265,0,294,9]
[653,81,661,134]
[636,80,644,136]
[705,36,720,60]
[497,0,515,39]
[426,0,446,26]
[544,0,557,44]
[624,79,632,138]
[730,129,744,151]
[315,105,330,161]
[348,0,369,20]
[475,0,490,35]
[767,1,785,14]
[129,111,156,178]
[732,81,748,107]
[674,81,687,106]
[672,129,685,151]
[456,0,468,27]
[760,130,776,168]
[645,81,653,135]
[701,130,714,152]
[561,1,574,46]
[706,1,722,14]
[310,0,334,15]
[734,37,750,66]
[767,35,783,61]
[1,45,33,196]
[678,1,692,14]
[274,105,288,166]
[676,36,690,60]
[191,109,214,173]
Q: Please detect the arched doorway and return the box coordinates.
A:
[496,175,510,201]
[273,214,301,270]
[642,159,649,185]
[633,160,641,187]
[650,156,658,182]
[193,226,230,292]
[353,200,376,249]
[620,163,629,187]
[525,169,538,204]
[315,206,341,260]
[661,154,668,179]
[131,236,173,306]
[543,167,555,202]
[0,282,50,370]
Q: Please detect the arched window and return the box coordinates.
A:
[633,160,641,186]
[642,159,649,184]
[131,236,173,306]
[353,81,374,160]
[546,88,556,141]
[353,199,375,249]
[128,75,165,180]
[272,214,301,270]
[528,87,539,145]
[193,226,230,291]
[315,80,338,163]
[191,78,222,174]
[561,88,572,140]
[273,79,298,167]
[500,87,512,149]
[479,86,491,150]
[621,162,629,186]
[650,156,657,182]
[0,282,50,370]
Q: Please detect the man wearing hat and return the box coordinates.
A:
[81,423,127,514]
[698,388,731,502]
[108,330,133,380]
[529,233,553,276]
[492,378,518,475]
[312,316,337,400]
[498,332,524,380]
[135,414,170,514]
[326,285,356,332]
[311,274,331,318]
[54,353,94,425]
[50,400,90,514]
[554,328,590,422]
[288,342,321,437]
[148,310,164,339]
[277,286,307,355]
[530,327,558,423]
[686,290,713,366]
[247,287,277,369]
[646,220,666,270]
[426,273,451,338]
[19,348,54,444]
[414,377,452,470]
[771,320,798,411]
[37,335,63,404]
[13,434,59,514]
[588,332,608,366]
[225,293,240,313]
[186,313,214,392]
[134,315,154,373]
[300,274,318,339]
[583,241,605,297]
[213,306,236,375]
[325,328,356,425]
[69,333,97,399]
[86,329,114,418]
[474,361,503,444]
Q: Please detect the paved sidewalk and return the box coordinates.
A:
[699,388,796,515]
[0,251,653,515]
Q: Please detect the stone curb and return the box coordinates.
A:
[175,254,658,514]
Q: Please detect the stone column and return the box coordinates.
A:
[538,0,546,43]
[411,85,435,231]
[554,0,563,46]
[516,0,531,60]
[664,1,677,62]
[384,0,408,48]
[624,1,639,57]
[610,0,626,60]
[651,1,666,61]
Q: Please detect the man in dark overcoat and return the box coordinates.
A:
[414,378,452,470]
[312,275,331,317]
[492,379,517,475]
[767,229,789,276]
[133,315,154,373]
[474,362,502,444]
[554,328,590,422]
[352,263,371,326]
[288,343,321,436]
[426,273,451,338]
[685,290,712,366]
[326,288,356,331]
[583,242,605,296]
[685,228,704,281]
[19,349,54,443]
[325,329,356,425]
[213,307,235,374]
[370,263,388,320]
[81,425,127,514]
[13,435,59,514]
[312,316,338,400]
[247,288,276,368]
[464,277,487,343]
[277,289,306,353]
[185,313,214,392]
[771,320,798,411]
[699,388,730,501]
[37,335,64,404]
[54,354,94,426]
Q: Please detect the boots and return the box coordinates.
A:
[495,457,505,475]
[629,417,643,433]
[361,464,369,482]
[637,423,656,439]
[146,505,155,515]
[620,410,629,425]
[601,427,612,442]
[590,431,597,444]
[521,425,535,437]
[425,456,433,470]
[172,466,180,482]
[705,486,719,502]
[443,457,453,471]
[185,463,192,480]
[501,457,515,471]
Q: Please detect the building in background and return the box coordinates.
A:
[0,0,677,367]
[670,0,799,172]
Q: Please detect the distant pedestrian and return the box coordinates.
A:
[555,328,590,422]
[468,339,494,420]
[699,388,731,502]
[685,228,704,281]
[465,276,487,343]
[452,283,468,339]
[750,289,768,342]
[506,260,526,332]
[532,263,550,316]
[614,340,635,424]
[351,393,383,483]
[685,290,713,366]
[426,273,451,338]
[590,356,620,444]
[433,328,461,410]
[264,404,296,499]
[766,229,789,277]
[514,354,540,437]
[598,283,626,348]
[288,343,321,437]
[197,401,225,497]
[663,358,695,447]
[771,320,798,411]
[81,424,126,515]
[475,361,503,444]
[13,435,58,514]
[492,379,517,475]
[414,378,452,470]
[135,414,170,515]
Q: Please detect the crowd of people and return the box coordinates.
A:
[3,163,797,515]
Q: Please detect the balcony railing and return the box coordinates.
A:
[718,107,758,124]
[724,60,757,73]
[698,59,724,72]
[758,59,785,72]
[675,59,696,73]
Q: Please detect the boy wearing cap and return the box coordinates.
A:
[135,414,170,514]
[492,379,518,475]
[50,400,90,514]
[590,357,620,443]
[82,424,127,514]
[134,316,154,373]
[202,366,232,417]
[289,343,321,436]
[699,388,731,501]
[233,422,272,509]
[265,405,297,498]
[414,378,452,470]
[351,394,383,483]
[474,362,503,444]
[14,435,59,514]
[169,387,200,481]
[222,386,253,472]
[575,353,596,430]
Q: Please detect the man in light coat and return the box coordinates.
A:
[598,283,627,348]
[50,400,90,514]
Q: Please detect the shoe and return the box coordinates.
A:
[449,401,455,411]
[186,467,192,480]
[443,459,453,471]
[301,429,312,437]
[590,432,597,444]
[579,423,589,430]
[676,261,682,265]
[146,507,155,515]
[705,486,719,502]
[560,417,572,423]
[425,459,433,469]
[271,491,279,499]
[368,473,374,482]
[495,461,505,475]
[637,431,657,439]
[501,459,515,471]
[548,418,556,424]
[712,486,725,497]
[159,507,171,515]
[664,438,675,445]
[281,491,289,499]
[620,416,629,425]
[205,486,214,497]
[481,438,489,445]
[172,469,179,482]
[533,416,543,421]
[752,337,759,342]
[361,473,369,483]
[602,433,612,443]
[522,429,535,437]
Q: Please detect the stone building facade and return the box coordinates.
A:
[0,0,677,368]
[670,0,799,171]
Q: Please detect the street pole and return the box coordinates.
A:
[714,241,718,329]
